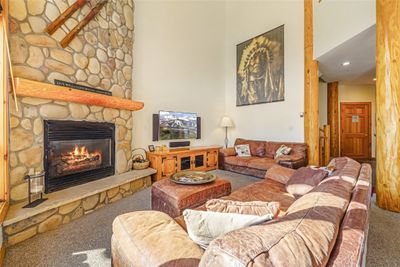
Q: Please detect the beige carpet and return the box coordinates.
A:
[4,170,399,267]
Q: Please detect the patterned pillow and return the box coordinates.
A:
[274,144,292,159]
[235,144,251,157]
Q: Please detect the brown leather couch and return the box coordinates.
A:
[112,157,371,267]
[219,138,308,178]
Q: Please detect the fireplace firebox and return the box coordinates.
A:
[44,120,115,193]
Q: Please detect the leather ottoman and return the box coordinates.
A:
[151,178,232,218]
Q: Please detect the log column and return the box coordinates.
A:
[327,82,339,157]
[376,0,400,212]
[304,0,319,166]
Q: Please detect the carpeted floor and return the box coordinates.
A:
[4,170,400,267]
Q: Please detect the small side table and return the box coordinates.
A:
[151,178,231,218]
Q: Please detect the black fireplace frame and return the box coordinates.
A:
[44,120,115,193]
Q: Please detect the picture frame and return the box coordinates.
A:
[148,145,155,152]
[236,25,285,106]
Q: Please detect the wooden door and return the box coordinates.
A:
[161,156,177,179]
[340,102,371,159]
[206,150,218,169]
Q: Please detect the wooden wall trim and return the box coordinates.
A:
[0,0,9,203]
[376,0,400,212]
[328,81,339,157]
[304,0,319,166]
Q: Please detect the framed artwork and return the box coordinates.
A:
[236,25,284,106]
[148,145,155,152]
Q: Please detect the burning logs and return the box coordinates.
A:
[51,145,102,176]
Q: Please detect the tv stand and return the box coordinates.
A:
[147,146,221,181]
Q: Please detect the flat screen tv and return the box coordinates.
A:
[159,111,198,140]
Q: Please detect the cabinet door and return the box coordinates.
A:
[192,153,206,170]
[179,156,192,171]
[161,156,177,179]
[207,150,218,168]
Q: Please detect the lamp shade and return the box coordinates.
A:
[220,116,233,127]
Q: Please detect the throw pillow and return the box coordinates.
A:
[183,209,272,249]
[286,167,328,198]
[235,144,251,157]
[206,199,280,218]
[274,144,292,159]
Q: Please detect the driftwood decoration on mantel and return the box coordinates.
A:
[46,0,108,48]
[45,0,88,35]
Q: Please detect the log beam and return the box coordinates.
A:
[15,78,144,111]
[327,82,339,157]
[304,0,319,166]
[376,0,400,212]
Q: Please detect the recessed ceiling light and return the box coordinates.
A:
[342,61,351,66]
[373,78,376,81]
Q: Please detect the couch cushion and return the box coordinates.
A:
[199,177,353,267]
[205,199,280,217]
[265,141,307,159]
[328,157,361,186]
[247,157,276,171]
[286,167,328,198]
[224,156,255,167]
[175,179,295,230]
[235,138,266,157]
[113,211,203,267]
[265,165,296,184]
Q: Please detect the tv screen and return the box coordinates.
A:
[159,111,198,140]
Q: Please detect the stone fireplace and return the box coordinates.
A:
[44,120,115,193]
[8,0,135,204]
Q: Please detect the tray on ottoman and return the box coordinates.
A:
[151,176,231,218]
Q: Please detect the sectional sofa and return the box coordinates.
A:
[111,157,371,266]
[219,138,308,178]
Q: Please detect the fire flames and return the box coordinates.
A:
[68,145,102,162]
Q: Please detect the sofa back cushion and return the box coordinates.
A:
[235,138,266,157]
[327,157,361,187]
[286,167,328,198]
[265,141,307,159]
[199,177,353,267]
[327,163,372,267]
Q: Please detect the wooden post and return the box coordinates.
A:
[327,82,339,157]
[324,125,330,165]
[304,0,319,166]
[376,0,400,212]
[0,0,9,202]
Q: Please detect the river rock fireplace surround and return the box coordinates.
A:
[44,120,116,193]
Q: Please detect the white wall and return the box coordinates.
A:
[339,84,376,157]
[319,81,327,126]
[314,0,376,58]
[132,1,226,149]
[224,1,304,144]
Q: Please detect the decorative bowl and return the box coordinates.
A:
[170,171,216,185]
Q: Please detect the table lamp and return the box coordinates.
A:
[220,116,234,148]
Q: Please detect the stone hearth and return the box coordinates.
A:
[3,168,155,247]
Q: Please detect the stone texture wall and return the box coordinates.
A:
[8,0,135,204]
[4,175,151,247]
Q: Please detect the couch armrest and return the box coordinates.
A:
[275,153,306,169]
[112,211,203,267]
[219,147,236,157]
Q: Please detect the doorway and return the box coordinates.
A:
[340,102,371,159]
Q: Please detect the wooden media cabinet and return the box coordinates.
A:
[147,146,221,181]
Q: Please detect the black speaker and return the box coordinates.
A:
[152,114,159,141]
[197,117,201,139]
[169,141,190,148]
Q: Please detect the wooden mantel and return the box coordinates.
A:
[14,78,144,111]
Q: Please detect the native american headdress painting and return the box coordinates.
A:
[236,25,284,106]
